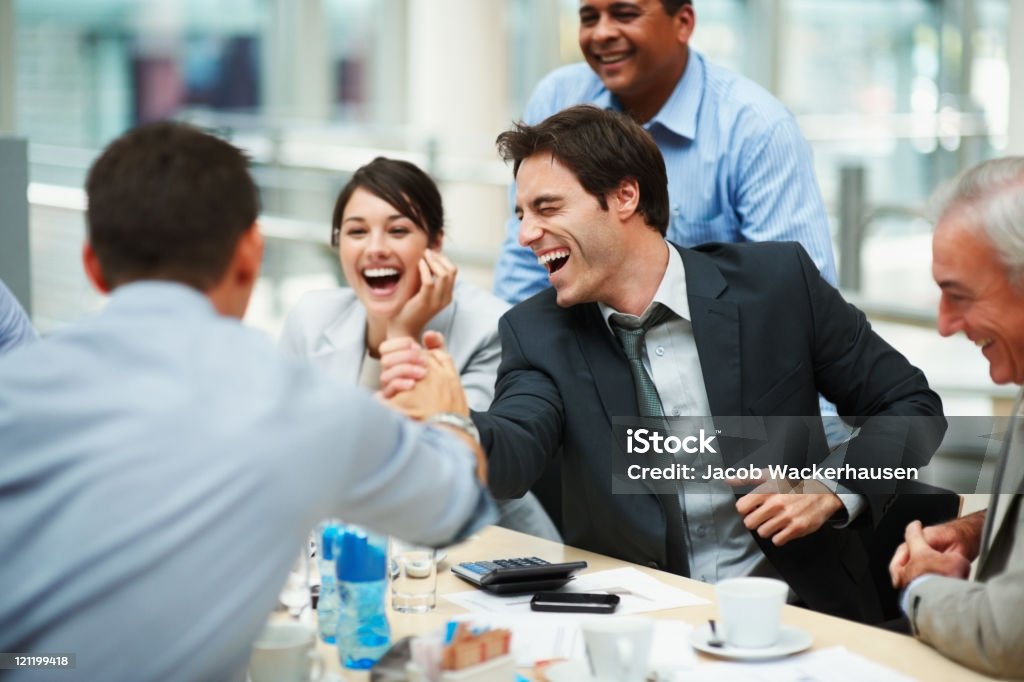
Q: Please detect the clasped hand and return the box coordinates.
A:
[888,511,984,589]
[379,331,467,420]
[733,477,843,546]
[379,331,487,484]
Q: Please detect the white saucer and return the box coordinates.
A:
[689,623,812,660]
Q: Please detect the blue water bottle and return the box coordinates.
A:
[317,522,342,643]
[336,528,391,669]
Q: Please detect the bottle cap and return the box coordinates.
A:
[337,530,386,582]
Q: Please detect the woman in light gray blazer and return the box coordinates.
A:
[280,157,559,541]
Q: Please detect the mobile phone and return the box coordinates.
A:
[529,591,620,614]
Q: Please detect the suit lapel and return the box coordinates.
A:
[574,303,637,423]
[319,297,368,385]
[678,246,742,416]
[980,390,1024,572]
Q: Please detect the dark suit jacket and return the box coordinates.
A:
[473,241,947,622]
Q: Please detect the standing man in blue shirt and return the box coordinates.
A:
[493,0,836,302]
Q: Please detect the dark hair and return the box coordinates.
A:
[495,105,669,235]
[659,0,692,14]
[331,157,444,247]
[85,121,259,289]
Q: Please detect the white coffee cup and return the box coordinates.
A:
[248,621,324,682]
[581,617,654,682]
[715,577,788,649]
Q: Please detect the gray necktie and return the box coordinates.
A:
[610,304,690,576]
[610,305,672,418]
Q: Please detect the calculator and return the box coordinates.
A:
[450,557,588,594]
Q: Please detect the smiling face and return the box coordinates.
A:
[578,0,692,122]
[338,187,437,321]
[515,153,629,308]
[933,217,1024,385]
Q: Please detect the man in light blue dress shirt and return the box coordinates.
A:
[0,122,495,682]
[493,0,836,302]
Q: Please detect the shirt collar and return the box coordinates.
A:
[106,280,219,319]
[593,49,704,141]
[599,242,690,328]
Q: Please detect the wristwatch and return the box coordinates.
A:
[425,412,480,443]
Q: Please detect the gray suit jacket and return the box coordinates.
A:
[909,390,1024,678]
[279,281,505,412]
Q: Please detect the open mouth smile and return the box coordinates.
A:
[596,52,631,65]
[362,267,402,294]
[538,249,570,275]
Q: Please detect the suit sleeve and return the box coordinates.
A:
[795,245,947,505]
[458,323,503,413]
[907,506,1024,677]
[471,314,565,498]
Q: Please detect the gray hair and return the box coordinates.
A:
[930,156,1024,287]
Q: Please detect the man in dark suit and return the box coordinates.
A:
[383,105,947,622]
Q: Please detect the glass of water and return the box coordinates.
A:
[388,537,437,613]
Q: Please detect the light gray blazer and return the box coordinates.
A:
[909,392,1024,678]
[279,281,506,412]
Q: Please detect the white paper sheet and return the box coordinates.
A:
[677,646,917,682]
[443,567,709,616]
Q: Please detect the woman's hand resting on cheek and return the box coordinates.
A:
[385,249,457,343]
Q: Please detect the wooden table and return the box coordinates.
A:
[315,526,995,681]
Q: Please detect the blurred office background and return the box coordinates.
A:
[2,0,1023,481]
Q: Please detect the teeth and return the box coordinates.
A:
[364,268,399,278]
[598,53,628,64]
[976,338,993,348]
[537,250,570,265]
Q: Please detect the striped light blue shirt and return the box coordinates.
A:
[493,50,838,303]
[0,279,37,354]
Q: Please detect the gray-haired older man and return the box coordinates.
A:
[890,157,1024,678]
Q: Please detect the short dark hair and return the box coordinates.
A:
[495,105,669,235]
[331,157,444,247]
[659,0,693,14]
[85,121,259,289]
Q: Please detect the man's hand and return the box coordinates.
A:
[379,336,429,399]
[889,511,984,588]
[379,332,486,485]
[381,332,469,419]
[889,520,973,588]
[385,251,457,342]
[735,479,843,546]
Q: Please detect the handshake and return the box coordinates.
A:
[378,332,487,485]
